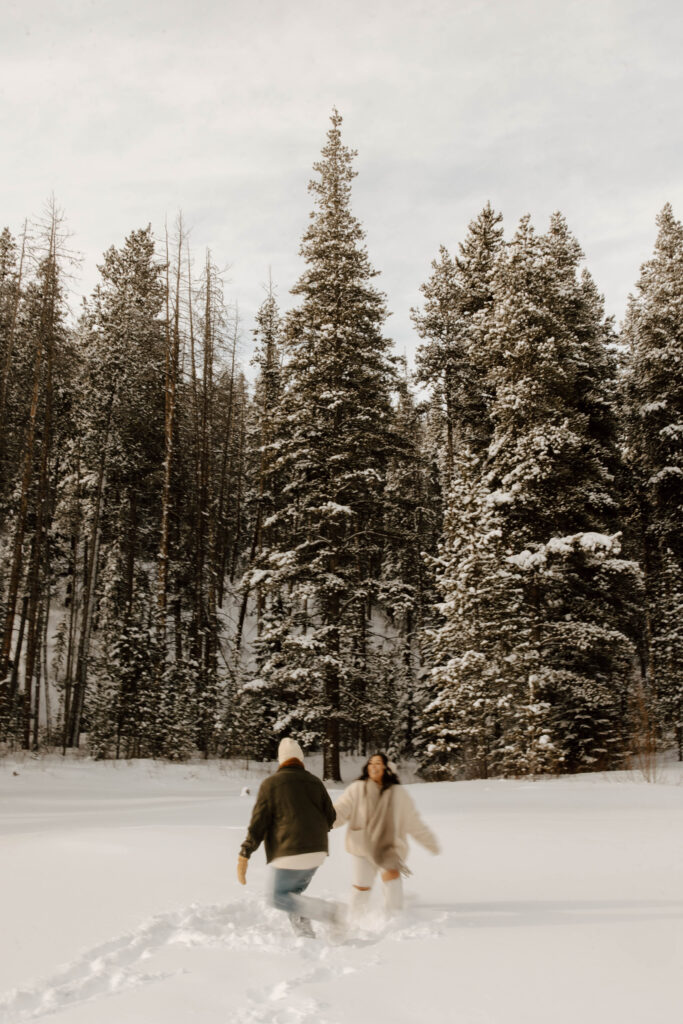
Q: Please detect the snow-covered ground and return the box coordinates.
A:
[1,755,682,1024]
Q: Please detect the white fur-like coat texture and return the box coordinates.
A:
[333,780,440,862]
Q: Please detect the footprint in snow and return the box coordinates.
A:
[0,895,308,1024]
[0,896,435,1024]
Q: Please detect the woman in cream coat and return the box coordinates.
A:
[333,752,440,916]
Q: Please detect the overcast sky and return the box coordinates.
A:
[3,0,682,367]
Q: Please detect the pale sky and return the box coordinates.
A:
[3,0,682,366]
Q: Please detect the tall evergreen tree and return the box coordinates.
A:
[482,213,638,771]
[235,284,284,656]
[253,110,398,779]
[412,203,504,487]
[67,226,166,754]
[623,203,683,754]
[418,211,639,778]
[378,370,441,758]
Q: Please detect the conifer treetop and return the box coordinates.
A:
[653,202,683,261]
[455,201,504,300]
[292,108,384,309]
[630,202,683,308]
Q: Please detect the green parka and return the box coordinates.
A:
[239,763,336,862]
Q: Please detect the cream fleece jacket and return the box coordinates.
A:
[333,780,440,862]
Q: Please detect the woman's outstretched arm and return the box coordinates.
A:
[402,789,440,854]
[332,781,358,828]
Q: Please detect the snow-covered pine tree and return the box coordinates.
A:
[225,286,286,761]
[418,452,537,779]
[484,213,638,772]
[412,203,504,487]
[68,226,167,753]
[235,284,284,655]
[252,110,398,779]
[622,204,683,755]
[377,368,441,758]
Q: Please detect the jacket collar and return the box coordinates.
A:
[278,759,304,770]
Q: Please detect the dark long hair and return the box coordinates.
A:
[359,752,401,791]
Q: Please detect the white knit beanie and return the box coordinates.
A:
[278,737,304,764]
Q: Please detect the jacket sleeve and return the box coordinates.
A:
[239,780,271,859]
[332,782,357,828]
[402,789,440,854]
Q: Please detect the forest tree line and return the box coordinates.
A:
[0,112,681,780]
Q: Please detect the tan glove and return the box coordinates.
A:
[237,855,248,885]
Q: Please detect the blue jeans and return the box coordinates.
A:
[270,867,336,923]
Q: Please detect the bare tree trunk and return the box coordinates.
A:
[30,598,47,751]
[61,533,81,754]
[0,309,46,684]
[42,586,52,745]
[69,494,104,747]
[229,379,247,581]
[68,396,113,747]
[193,255,211,670]
[23,534,44,750]
[157,222,184,647]
[216,315,238,607]
[234,508,262,656]
[198,252,219,755]
[1,228,58,726]
[7,594,29,735]
[23,306,54,750]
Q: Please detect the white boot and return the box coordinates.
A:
[324,901,348,944]
[350,886,371,922]
[383,877,403,915]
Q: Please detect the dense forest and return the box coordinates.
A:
[0,111,681,779]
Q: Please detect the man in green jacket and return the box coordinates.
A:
[237,738,339,937]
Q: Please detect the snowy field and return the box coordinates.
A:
[1,755,683,1024]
